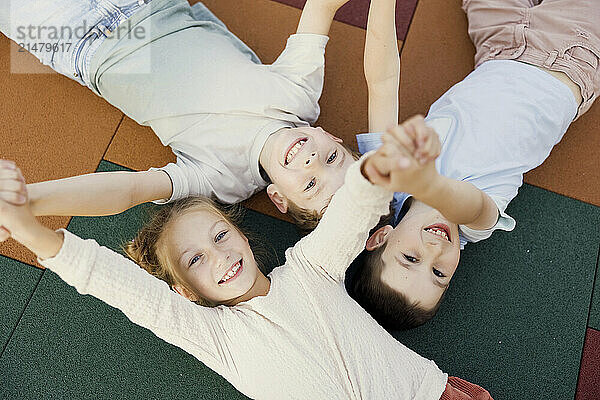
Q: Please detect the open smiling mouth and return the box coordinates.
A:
[284,138,307,165]
[218,260,243,285]
[424,224,451,242]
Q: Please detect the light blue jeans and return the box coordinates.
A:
[0,1,257,90]
[0,0,155,87]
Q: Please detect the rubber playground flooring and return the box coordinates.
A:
[0,0,599,399]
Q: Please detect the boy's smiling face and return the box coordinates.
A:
[260,126,354,215]
[367,199,462,310]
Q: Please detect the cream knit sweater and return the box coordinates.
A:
[41,157,448,399]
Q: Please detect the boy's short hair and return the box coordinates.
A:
[349,242,446,330]
[287,142,362,234]
[287,200,323,233]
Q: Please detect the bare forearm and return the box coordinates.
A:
[364,0,400,132]
[418,175,499,230]
[364,0,400,87]
[296,1,339,36]
[28,170,170,217]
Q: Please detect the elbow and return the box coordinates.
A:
[366,74,400,96]
[364,59,400,89]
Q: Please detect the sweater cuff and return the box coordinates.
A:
[38,229,96,286]
[346,151,394,204]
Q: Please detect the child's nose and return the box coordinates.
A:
[213,249,230,265]
[304,152,317,167]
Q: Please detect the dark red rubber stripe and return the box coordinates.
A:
[271,0,418,41]
[576,328,600,400]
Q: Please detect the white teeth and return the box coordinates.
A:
[285,139,306,164]
[220,262,241,283]
[425,228,449,241]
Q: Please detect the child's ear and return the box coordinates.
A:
[365,225,394,251]
[172,284,199,302]
[266,184,289,213]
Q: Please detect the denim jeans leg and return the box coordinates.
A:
[0,0,150,87]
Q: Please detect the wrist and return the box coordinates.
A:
[306,0,339,15]
[360,156,381,183]
[360,157,371,180]
[26,183,41,216]
[415,170,446,202]
[14,222,64,260]
[296,1,337,36]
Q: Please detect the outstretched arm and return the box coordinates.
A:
[26,169,172,217]
[364,0,400,132]
[0,161,230,375]
[365,116,499,230]
[293,154,394,282]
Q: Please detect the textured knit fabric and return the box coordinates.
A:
[356,59,578,247]
[39,157,448,400]
[440,377,493,400]
[88,0,328,204]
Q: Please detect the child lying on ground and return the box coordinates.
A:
[0,140,494,399]
[349,0,599,330]
[0,0,359,229]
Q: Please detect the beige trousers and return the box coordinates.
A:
[463,0,600,119]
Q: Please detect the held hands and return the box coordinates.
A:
[0,160,40,243]
[363,115,442,197]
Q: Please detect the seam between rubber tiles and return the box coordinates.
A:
[573,244,600,399]
[398,0,419,55]
[586,244,600,329]
[523,181,600,208]
[0,253,45,270]
[0,269,45,358]
[100,114,125,164]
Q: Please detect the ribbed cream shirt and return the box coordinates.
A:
[41,157,448,399]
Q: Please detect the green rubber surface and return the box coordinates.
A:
[0,256,42,354]
[393,184,600,400]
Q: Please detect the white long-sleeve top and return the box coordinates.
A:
[40,158,448,400]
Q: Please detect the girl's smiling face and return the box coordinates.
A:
[163,210,262,305]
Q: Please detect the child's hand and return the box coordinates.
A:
[386,115,441,165]
[0,160,38,243]
[0,160,27,206]
[364,119,441,197]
